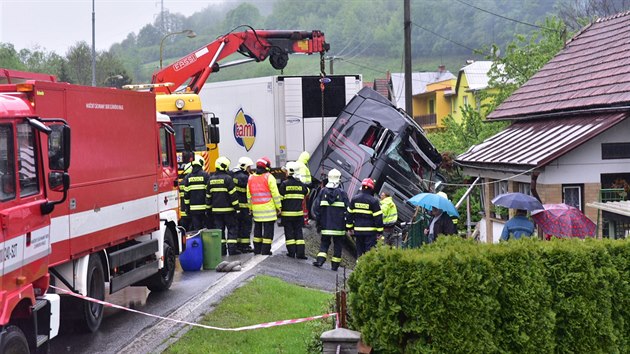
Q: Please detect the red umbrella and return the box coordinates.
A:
[531,203,596,239]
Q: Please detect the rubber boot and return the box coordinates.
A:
[312,256,325,267]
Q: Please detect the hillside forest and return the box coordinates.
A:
[1,0,627,87]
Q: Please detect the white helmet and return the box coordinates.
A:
[238,156,254,170]
[285,161,299,176]
[326,169,341,187]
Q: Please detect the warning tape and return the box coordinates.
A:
[49,285,336,331]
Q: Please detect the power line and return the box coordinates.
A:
[340,58,390,75]
[411,22,481,54]
[454,0,558,32]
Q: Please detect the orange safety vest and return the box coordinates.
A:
[247,173,281,222]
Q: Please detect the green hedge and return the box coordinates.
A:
[348,237,630,353]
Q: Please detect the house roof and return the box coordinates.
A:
[456,61,493,92]
[390,71,456,109]
[488,11,630,120]
[587,200,630,217]
[456,112,628,170]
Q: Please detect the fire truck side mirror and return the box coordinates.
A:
[48,171,69,192]
[48,124,71,171]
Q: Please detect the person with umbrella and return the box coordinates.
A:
[500,209,535,241]
[491,192,542,241]
[424,206,457,243]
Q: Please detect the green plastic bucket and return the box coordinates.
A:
[201,229,222,270]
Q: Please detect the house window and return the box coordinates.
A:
[463,95,469,107]
[563,184,583,210]
[517,183,531,195]
[428,100,435,114]
[602,142,630,159]
[493,179,508,197]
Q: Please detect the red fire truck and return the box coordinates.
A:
[0,70,181,353]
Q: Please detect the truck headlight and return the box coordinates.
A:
[175,99,185,110]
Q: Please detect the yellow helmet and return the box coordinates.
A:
[215,156,231,171]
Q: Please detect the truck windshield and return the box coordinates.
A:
[384,134,432,189]
[172,113,206,151]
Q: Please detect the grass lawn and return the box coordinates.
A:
[165,275,334,354]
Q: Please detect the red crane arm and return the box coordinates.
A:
[151,29,329,94]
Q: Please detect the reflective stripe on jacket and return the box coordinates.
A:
[207,170,238,214]
[279,176,309,219]
[313,186,348,236]
[183,167,210,213]
[247,172,281,221]
[347,190,384,235]
[233,169,250,209]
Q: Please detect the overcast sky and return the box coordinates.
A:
[0,0,226,55]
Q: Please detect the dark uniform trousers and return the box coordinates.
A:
[355,234,377,257]
[213,213,238,255]
[236,209,253,251]
[253,221,274,255]
[283,218,305,258]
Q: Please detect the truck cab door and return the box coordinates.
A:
[0,122,50,297]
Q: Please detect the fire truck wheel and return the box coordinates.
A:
[81,255,105,333]
[147,231,175,292]
[1,325,29,354]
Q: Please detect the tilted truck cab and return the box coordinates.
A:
[309,87,444,223]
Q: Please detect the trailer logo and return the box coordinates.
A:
[233,108,256,151]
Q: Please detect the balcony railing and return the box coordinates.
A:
[414,114,437,127]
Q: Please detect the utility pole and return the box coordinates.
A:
[325,56,340,75]
[404,0,413,117]
[91,0,96,87]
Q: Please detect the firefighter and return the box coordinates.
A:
[207,156,240,255]
[380,191,399,247]
[279,161,309,259]
[178,151,194,231]
[233,156,254,253]
[312,169,349,271]
[183,155,210,232]
[295,151,312,226]
[347,178,383,258]
[247,157,281,255]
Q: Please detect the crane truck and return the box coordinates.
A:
[140,29,329,175]
[0,69,182,353]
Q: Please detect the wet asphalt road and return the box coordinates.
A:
[49,226,349,353]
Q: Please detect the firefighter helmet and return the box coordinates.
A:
[256,157,271,169]
[285,161,299,176]
[361,178,375,190]
[192,155,205,167]
[327,169,341,184]
[215,156,231,171]
[238,157,254,170]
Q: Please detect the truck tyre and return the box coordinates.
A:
[81,255,105,333]
[147,230,175,292]
[1,325,29,354]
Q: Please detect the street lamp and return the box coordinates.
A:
[160,29,197,69]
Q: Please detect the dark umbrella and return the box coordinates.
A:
[531,203,596,239]
[491,192,543,211]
